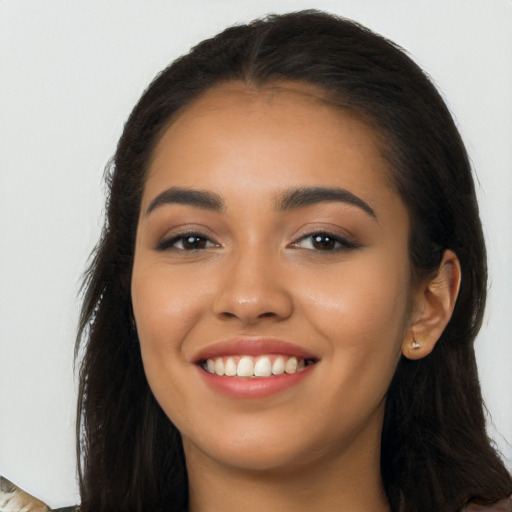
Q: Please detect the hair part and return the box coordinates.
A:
[76,10,512,512]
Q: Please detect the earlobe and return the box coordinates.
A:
[402,249,461,360]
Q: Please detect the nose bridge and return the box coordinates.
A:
[213,241,293,323]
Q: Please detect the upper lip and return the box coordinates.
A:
[191,337,319,363]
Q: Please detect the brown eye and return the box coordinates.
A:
[181,235,208,250]
[311,234,337,251]
[155,233,217,252]
[291,232,360,252]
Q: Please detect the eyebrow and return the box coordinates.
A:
[145,187,225,215]
[145,185,375,219]
[275,186,376,218]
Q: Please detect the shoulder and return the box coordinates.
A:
[463,497,512,511]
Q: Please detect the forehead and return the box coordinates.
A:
[149,82,388,175]
[155,80,383,151]
[143,81,402,219]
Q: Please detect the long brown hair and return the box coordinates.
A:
[76,10,512,512]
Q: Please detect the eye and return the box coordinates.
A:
[156,232,218,252]
[291,232,359,252]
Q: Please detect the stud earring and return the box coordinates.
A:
[412,339,421,350]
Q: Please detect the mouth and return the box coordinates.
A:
[192,338,319,398]
[199,354,318,378]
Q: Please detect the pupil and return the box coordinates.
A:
[313,235,335,250]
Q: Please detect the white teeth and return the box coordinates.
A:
[203,354,312,378]
[237,356,254,377]
[224,357,237,376]
[214,358,225,376]
[271,356,285,375]
[254,356,272,377]
[285,356,298,374]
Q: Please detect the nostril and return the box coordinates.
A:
[220,311,237,319]
[218,310,278,322]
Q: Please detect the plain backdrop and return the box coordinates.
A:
[1,0,511,507]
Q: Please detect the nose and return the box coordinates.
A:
[212,248,293,325]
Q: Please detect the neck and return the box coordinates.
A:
[184,428,390,512]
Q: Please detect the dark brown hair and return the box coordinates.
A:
[76,10,512,512]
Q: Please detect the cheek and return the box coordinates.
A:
[130,262,207,404]
[295,253,410,400]
[130,268,211,438]
[132,264,207,348]
[299,251,410,334]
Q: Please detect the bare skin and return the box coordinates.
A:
[131,81,460,511]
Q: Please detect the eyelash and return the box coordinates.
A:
[155,230,359,253]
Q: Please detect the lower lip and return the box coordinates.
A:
[197,365,315,399]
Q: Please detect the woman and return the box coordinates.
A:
[71,10,511,512]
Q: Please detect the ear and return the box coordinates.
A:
[402,249,461,360]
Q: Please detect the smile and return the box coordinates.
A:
[200,355,316,378]
[193,338,319,398]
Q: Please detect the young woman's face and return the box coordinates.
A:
[131,82,414,473]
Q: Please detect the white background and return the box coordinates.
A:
[1,0,511,507]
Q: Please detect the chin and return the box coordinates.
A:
[180,411,347,475]
[185,435,318,473]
